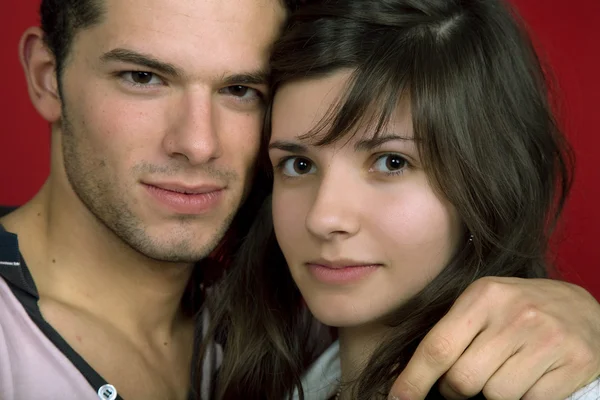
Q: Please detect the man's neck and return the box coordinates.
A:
[1,179,196,340]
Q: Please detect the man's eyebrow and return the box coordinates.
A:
[100,48,183,77]
[268,140,308,154]
[221,71,270,87]
[354,134,414,151]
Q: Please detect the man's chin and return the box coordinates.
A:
[108,209,234,264]
[133,241,214,264]
[146,254,204,264]
[116,230,214,264]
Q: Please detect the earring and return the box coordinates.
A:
[468,233,474,243]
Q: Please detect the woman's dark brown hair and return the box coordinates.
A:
[197,0,573,398]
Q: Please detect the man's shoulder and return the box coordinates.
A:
[0,275,99,399]
[0,206,17,218]
[0,274,33,339]
[0,274,22,320]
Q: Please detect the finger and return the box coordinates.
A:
[438,325,522,399]
[390,292,491,399]
[484,312,598,400]
[481,346,559,400]
[521,364,598,400]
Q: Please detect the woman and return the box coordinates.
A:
[199,0,596,398]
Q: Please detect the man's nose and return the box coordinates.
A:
[162,91,222,165]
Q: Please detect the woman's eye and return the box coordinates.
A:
[121,71,164,86]
[372,154,408,174]
[280,157,316,177]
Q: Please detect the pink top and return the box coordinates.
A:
[0,276,100,400]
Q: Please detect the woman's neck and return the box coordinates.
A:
[337,323,390,399]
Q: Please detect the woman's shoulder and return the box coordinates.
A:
[293,341,600,400]
[295,341,341,400]
[567,378,600,400]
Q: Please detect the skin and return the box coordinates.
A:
[269,71,600,400]
[270,70,464,392]
[3,0,600,399]
[3,0,285,398]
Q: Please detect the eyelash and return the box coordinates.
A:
[371,153,410,176]
[274,156,304,179]
[219,85,266,104]
[118,71,165,89]
[273,153,410,179]
[117,71,265,105]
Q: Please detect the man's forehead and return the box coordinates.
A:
[76,0,286,76]
[100,0,286,21]
[97,0,286,37]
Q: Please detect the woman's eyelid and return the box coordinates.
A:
[275,155,317,177]
[369,153,410,174]
[279,155,313,168]
[372,146,420,166]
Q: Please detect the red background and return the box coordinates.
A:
[1,1,598,297]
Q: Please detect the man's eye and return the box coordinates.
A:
[121,71,163,86]
[227,85,250,97]
[220,85,262,101]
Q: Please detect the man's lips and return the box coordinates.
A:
[142,182,225,214]
[145,182,225,194]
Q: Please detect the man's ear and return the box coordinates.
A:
[19,27,62,123]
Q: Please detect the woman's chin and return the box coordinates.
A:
[305,301,383,329]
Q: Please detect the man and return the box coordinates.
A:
[1,0,599,399]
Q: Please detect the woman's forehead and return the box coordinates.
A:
[271,71,414,144]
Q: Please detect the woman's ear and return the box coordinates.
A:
[19,27,62,123]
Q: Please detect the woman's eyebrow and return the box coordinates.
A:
[268,141,309,154]
[354,134,414,151]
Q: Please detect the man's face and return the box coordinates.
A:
[56,0,285,262]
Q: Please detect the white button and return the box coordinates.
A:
[97,384,117,400]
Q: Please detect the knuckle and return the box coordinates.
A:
[468,277,506,301]
[575,348,597,369]
[566,349,597,377]
[444,367,483,397]
[540,326,568,349]
[521,388,551,400]
[482,376,520,400]
[520,380,564,400]
[481,384,514,400]
[512,303,545,328]
[421,334,456,365]
[395,377,428,399]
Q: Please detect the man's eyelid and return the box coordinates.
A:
[224,83,268,98]
[106,58,166,75]
[118,70,168,85]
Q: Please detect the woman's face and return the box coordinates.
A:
[269,70,463,328]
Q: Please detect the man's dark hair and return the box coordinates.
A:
[40,0,302,86]
[39,0,105,86]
